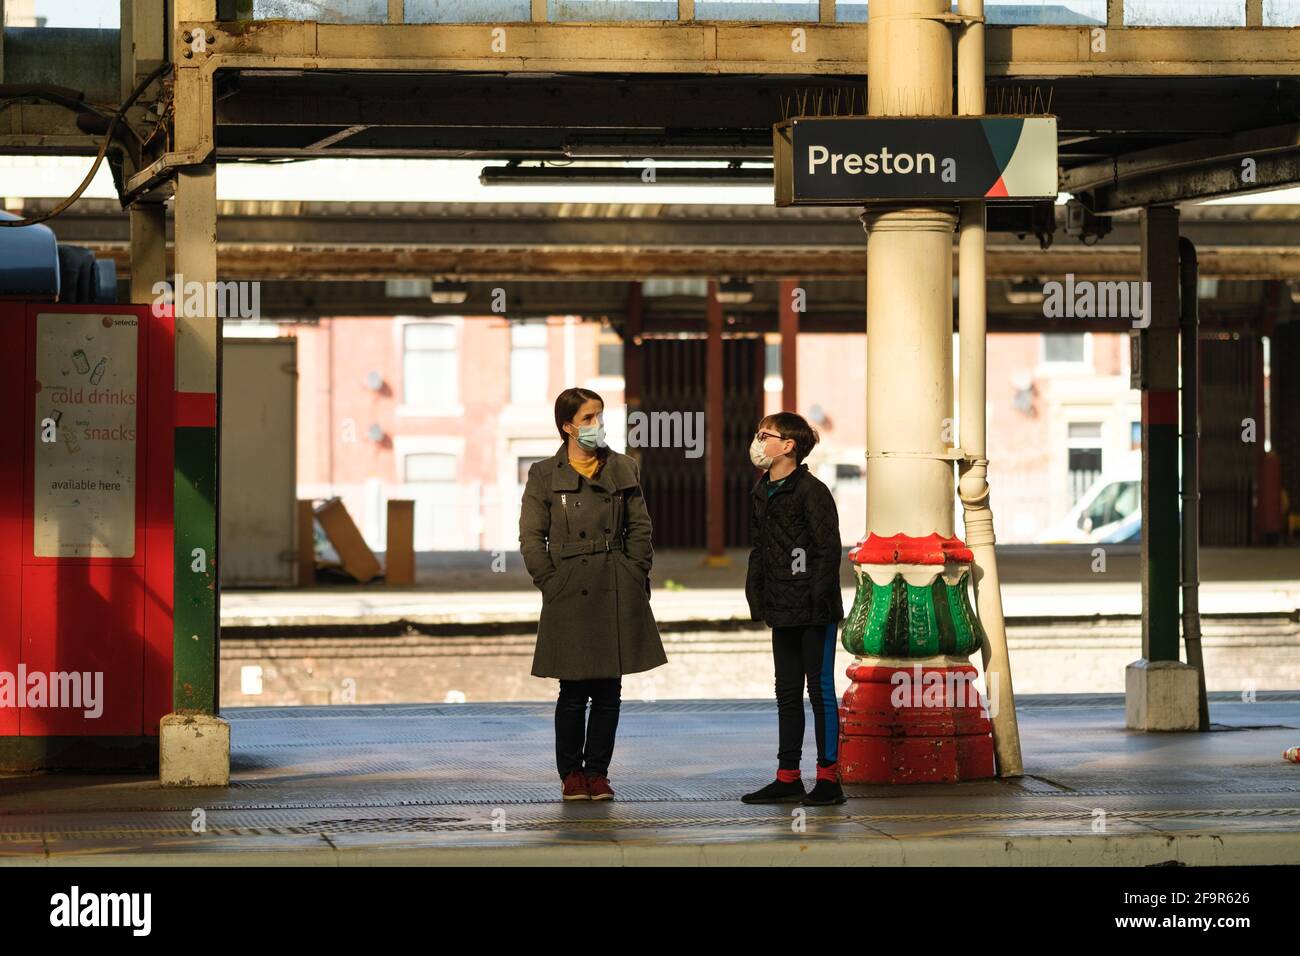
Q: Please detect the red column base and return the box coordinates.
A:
[838,661,996,784]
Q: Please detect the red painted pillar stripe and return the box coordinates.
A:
[175,391,217,428]
[1143,389,1178,426]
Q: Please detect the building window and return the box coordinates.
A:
[1043,333,1087,365]
[1067,421,1104,505]
[404,452,458,484]
[598,341,624,377]
[1131,421,1142,449]
[516,455,547,485]
[765,341,781,377]
[403,322,458,409]
[510,322,548,404]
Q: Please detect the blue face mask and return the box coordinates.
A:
[575,423,606,450]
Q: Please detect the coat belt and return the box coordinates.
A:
[555,539,624,558]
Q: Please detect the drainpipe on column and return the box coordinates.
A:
[956,0,1023,775]
[1179,237,1209,731]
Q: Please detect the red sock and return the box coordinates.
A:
[816,763,839,782]
[776,768,802,784]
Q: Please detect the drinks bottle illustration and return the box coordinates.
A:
[90,358,107,385]
[72,349,90,374]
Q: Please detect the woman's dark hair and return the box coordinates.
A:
[554,387,604,441]
[759,411,819,463]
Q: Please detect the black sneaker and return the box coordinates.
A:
[802,779,847,806]
[741,778,807,804]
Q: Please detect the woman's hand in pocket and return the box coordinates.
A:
[541,562,568,599]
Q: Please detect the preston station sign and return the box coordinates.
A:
[774,116,1059,206]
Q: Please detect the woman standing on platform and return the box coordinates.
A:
[519,387,667,802]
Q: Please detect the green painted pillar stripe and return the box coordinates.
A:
[923,582,941,656]
[907,582,938,656]
[865,579,891,656]
[956,580,986,655]
[905,584,922,655]
[933,579,956,655]
[947,580,975,656]
[845,583,862,655]
[885,578,907,657]
[174,425,218,714]
[894,578,911,656]
[1146,421,1181,661]
[842,576,867,655]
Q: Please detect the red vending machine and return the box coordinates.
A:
[0,303,173,763]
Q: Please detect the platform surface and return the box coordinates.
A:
[2,693,1299,866]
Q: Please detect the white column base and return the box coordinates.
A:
[1125,659,1200,731]
[160,713,231,787]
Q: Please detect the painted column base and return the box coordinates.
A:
[159,713,231,787]
[839,659,995,784]
[1125,659,1200,731]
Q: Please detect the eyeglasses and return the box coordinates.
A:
[755,431,783,443]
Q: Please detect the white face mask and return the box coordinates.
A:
[749,436,774,470]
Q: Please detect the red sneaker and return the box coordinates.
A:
[586,775,615,801]
[562,770,590,800]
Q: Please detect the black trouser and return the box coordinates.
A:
[555,677,622,778]
[772,623,840,771]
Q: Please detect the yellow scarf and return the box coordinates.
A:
[569,454,602,480]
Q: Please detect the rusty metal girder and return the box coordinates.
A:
[88,244,1300,281]
[1062,123,1300,213]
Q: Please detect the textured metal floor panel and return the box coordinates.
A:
[4,804,1300,842]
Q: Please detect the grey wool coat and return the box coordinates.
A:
[519,444,668,680]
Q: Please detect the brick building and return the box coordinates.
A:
[283,315,1137,553]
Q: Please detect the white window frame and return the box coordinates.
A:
[1038,331,1093,374]
[509,321,550,405]
[402,451,460,484]
[396,316,464,418]
[393,435,466,480]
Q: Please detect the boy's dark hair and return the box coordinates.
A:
[760,411,819,463]
[554,387,604,441]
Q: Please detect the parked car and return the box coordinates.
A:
[1037,453,1142,544]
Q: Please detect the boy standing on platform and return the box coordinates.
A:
[740,412,847,806]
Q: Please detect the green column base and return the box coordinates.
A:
[841,568,985,659]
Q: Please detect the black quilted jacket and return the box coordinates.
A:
[745,463,845,628]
